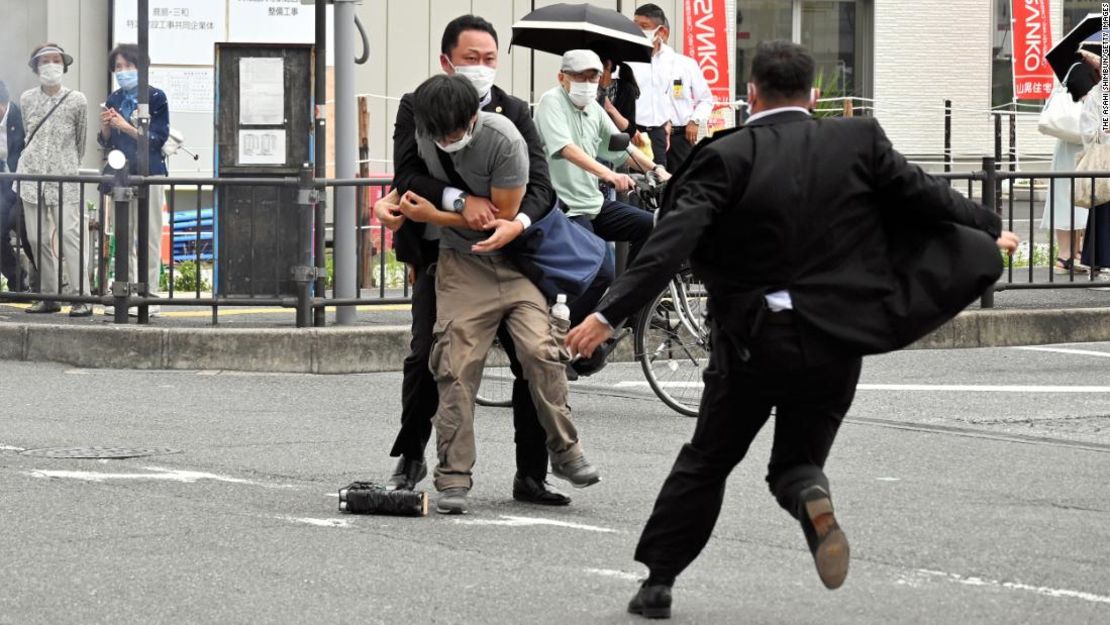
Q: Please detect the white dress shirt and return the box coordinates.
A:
[630,44,714,129]
[0,104,8,171]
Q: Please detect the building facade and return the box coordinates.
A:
[0,1,1099,176]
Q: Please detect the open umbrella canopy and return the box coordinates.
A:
[511,3,653,64]
[1046,13,1103,81]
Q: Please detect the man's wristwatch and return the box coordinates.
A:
[452,192,468,212]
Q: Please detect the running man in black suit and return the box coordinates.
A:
[567,41,1019,619]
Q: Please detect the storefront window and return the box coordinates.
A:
[736,1,871,101]
[735,0,793,98]
[801,1,859,100]
[993,0,1102,107]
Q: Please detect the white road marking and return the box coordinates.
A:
[616,381,1110,393]
[24,466,293,488]
[584,568,642,582]
[277,516,354,529]
[856,384,1110,393]
[1013,346,1110,358]
[454,515,619,534]
[0,445,26,452]
[876,477,901,482]
[915,569,1110,605]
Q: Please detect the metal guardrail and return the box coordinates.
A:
[2,161,1109,323]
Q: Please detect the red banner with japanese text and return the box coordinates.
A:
[1011,0,1054,100]
[683,0,732,131]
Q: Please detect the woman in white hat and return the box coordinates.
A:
[18,42,91,316]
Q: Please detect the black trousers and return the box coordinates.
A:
[642,126,669,168]
[0,196,33,289]
[388,258,549,481]
[634,313,862,579]
[666,128,695,174]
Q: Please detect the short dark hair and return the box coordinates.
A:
[634,4,668,28]
[412,74,480,140]
[750,40,815,102]
[441,15,499,57]
[109,43,147,70]
[0,81,9,104]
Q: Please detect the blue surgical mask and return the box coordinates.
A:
[116,70,138,91]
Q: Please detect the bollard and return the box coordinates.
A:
[110,159,133,324]
[294,164,317,328]
[980,156,997,309]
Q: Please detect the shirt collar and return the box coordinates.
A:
[745,106,812,125]
[0,105,8,127]
[479,89,492,109]
[653,43,674,60]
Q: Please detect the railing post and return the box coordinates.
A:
[980,156,997,309]
[943,99,952,173]
[111,167,133,324]
[294,164,317,328]
[993,113,1003,212]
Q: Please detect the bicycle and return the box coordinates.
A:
[475,337,513,407]
[612,171,711,417]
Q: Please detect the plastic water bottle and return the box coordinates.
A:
[551,293,570,322]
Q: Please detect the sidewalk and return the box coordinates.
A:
[1,280,1109,373]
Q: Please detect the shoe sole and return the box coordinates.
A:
[512,492,572,506]
[628,605,671,619]
[551,472,601,489]
[805,496,850,590]
[435,505,467,515]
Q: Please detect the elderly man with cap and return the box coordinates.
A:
[18,43,90,316]
[534,49,668,365]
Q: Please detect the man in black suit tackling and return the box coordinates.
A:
[567,41,1019,619]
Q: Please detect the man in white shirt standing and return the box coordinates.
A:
[630,4,714,172]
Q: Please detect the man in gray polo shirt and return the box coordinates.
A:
[392,74,600,515]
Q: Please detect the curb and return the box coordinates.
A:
[1,308,1108,373]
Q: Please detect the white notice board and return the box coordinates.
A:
[149,68,214,114]
[229,0,335,64]
[239,58,285,125]
[113,0,227,65]
[238,129,287,165]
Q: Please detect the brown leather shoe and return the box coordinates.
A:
[799,485,849,589]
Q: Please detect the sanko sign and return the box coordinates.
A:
[1011,0,1055,100]
[684,0,732,130]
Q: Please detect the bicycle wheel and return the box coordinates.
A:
[475,339,513,408]
[634,274,710,417]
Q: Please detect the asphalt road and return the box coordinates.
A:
[2,343,1109,624]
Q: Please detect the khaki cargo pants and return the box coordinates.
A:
[430,248,583,491]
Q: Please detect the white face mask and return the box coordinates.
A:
[38,63,64,87]
[642,26,661,43]
[567,80,600,108]
[436,124,475,154]
[448,60,497,98]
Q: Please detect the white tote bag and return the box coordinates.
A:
[1038,65,1084,145]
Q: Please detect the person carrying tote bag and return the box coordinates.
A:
[1038,61,1093,272]
[1076,51,1110,274]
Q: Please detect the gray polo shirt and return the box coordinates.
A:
[416,112,529,256]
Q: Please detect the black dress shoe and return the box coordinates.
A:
[798,485,849,590]
[628,581,672,619]
[385,456,427,491]
[512,473,571,506]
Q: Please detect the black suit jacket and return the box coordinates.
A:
[391,84,554,267]
[3,103,25,207]
[596,111,1003,364]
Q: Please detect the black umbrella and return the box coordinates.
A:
[1046,13,1103,81]
[511,3,653,64]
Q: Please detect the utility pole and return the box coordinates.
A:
[332,0,359,325]
[313,0,328,326]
